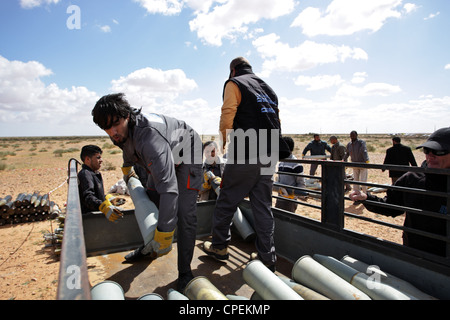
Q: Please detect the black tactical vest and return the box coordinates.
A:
[223,67,290,162]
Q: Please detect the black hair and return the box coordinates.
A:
[92,93,141,130]
[203,141,217,150]
[80,145,102,162]
[282,136,294,152]
[392,137,401,143]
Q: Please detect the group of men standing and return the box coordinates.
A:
[301,131,370,193]
[77,55,449,294]
[301,131,419,193]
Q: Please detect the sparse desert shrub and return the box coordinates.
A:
[102,143,116,150]
[53,148,78,157]
[0,151,16,157]
[102,160,116,171]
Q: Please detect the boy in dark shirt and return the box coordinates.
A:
[78,145,123,221]
[78,145,106,214]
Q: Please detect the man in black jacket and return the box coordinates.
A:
[350,127,450,256]
[383,137,417,184]
[202,57,287,271]
[302,134,331,176]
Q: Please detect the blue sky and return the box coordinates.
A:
[0,0,449,137]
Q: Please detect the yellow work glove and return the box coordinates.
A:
[203,172,212,190]
[99,197,123,222]
[122,166,139,184]
[149,229,175,258]
[278,187,295,199]
[105,193,126,206]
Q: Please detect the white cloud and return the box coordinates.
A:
[424,12,440,20]
[351,72,368,84]
[20,0,60,9]
[329,81,402,109]
[0,56,99,132]
[278,94,449,134]
[110,67,218,133]
[185,41,198,50]
[189,0,295,46]
[99,25,111,33]
[365,96,450,132]
[445,64,450,70]
[291,0,404,37]
[134,0,295,47]
[294,74,344,91]
[403,3,419,14]
[171,98,220,134]
[134,0,185,16]
[110,67,198,108]
[184,0,215,14]
[108,67,222,134]
[135,0,217,15]
[252,34,368,77]
[336,82,402,99]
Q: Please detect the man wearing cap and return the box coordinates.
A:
[202,57,287,271]
[350,127,450,256]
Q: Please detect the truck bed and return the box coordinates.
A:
[87,236,293,300]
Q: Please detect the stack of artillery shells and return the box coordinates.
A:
[0,192,61,226]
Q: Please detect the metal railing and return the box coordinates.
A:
[273,158,450,265]
[56,159,91,300]
[57,157,450,299]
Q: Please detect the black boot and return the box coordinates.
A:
[176,271,194,293]
[124,245,149,262]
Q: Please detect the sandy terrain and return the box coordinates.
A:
[0,134,426,300]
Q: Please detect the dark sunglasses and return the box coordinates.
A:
[423,147,449,156]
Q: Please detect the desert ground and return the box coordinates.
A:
[0,133,427,300]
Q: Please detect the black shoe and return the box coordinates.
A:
[177,271,194,293]
[124,245,149,262]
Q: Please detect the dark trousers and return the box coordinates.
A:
[275,198,298,213]
[212,163,276,265]
[146,163,202,274]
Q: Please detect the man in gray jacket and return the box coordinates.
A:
[92,93,203,292]
[344,131,370,193]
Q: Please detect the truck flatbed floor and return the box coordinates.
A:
[87,236,293,300]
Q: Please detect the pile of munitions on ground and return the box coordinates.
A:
[43,214,65,257]
[91,254,436,300]
[0,192,62,226]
